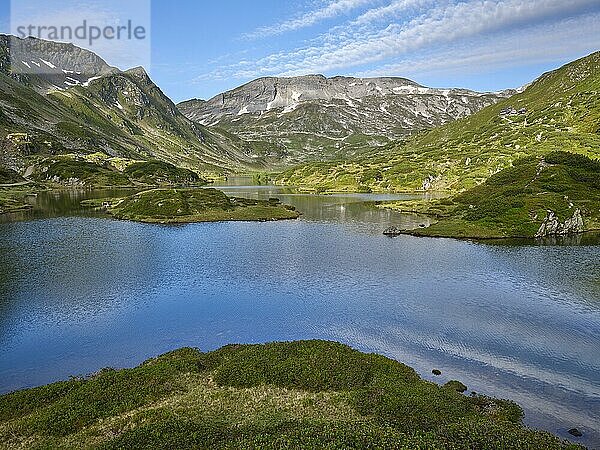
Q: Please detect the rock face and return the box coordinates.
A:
[535,209,584,238]
[180,75,509,128]
[0,35,117,92]
[179,75,511,163]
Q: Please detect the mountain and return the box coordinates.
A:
[275,51,600,193]
[179,75,511,164]
[0,35,268,174]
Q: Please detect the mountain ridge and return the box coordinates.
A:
[180,74,513,123]
[179,74,511,165]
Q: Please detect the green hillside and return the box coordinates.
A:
[28,155,209,187]
[275,51,600,193]
[0,341,579,449]
[0,36,271,176]
[0,167,24,184]
[383,152,600,238]
[124,160,203,185]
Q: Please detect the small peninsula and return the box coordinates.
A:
[87,188,300,223]
[0,341,580,449]
[382,152,600,240]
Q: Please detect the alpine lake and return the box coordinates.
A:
[0,178,598,447]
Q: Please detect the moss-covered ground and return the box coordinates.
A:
[28,155,207,188]
[0,167,25,185]
[0,341,581,449]
[103,188,299,223]
[0,187,38,214]
[124,160,205,185]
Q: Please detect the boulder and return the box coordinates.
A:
[568,428,583,437]
[444,380,467,393]
[383,226,404,236]
[535,209,584,238]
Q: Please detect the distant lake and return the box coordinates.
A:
[1,179,599,447]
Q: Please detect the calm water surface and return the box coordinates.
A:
[0,181,599,447]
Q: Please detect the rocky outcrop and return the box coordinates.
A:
[383,226,405,236]
[535,209,584,238]
[180,75,509,127]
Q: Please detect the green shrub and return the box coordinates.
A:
[124,160,203,185]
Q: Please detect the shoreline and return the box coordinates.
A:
[0,340,583,448]
[85,188,301,224]
[383,223,600,242]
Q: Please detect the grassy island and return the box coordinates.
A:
[0,341,580,449]
[382,152,600,239]
[90,188,299,223]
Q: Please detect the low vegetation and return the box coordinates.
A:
[275,51,600,194]
[0,341,580,449]
[382,151,600,238]
[28,155,208,188]
[124,160,205,185]
[32,156,133,187]
[0,186,38,214]
[101,188,299,223]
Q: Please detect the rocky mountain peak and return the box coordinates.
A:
[125,66,151,82]
[0,34,117,92]
[179,74,505,127]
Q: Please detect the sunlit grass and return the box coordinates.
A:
[0,341,581,449]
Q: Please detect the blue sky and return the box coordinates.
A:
[2,0,600,102]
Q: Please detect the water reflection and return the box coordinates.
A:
[0,188,141,223]
[0,183,599,447]
[213,179,435,233]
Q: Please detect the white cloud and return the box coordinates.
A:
[246,0,378,38]
[354,13,600,82]
[196,0,600,86]
[274,0,600,76]
[352,0,437,25]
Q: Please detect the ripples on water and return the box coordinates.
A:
[0,183,598,447]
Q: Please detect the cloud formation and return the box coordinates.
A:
[352,0,436,25]
[245,0,377,39]
[197,0,600,86]
[355,13,600,80]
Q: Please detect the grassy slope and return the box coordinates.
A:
[383,152,600,238]
[275,51,600,193]
[123,160,204,185]
[27,155,209,188]
[0,64,266,175]
[32,157,132,187]
[107,188,299,223]
[0,341,579,449]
